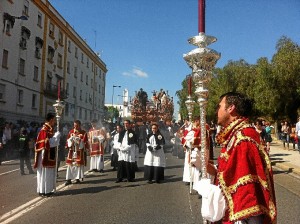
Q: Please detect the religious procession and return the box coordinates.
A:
[2,0,300,223]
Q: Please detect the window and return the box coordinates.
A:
[87,58,89,68]
[92,62,94,72]
[2,50,9,68]
[32,94,36,108]
[81,71,83,81]
[37,12,42,27]
[0,84,5,100]
[73,86,76,98]
[79,107,82,119]
[65,102,69,116]
[84,109,87,120]
[75,47,78,58]
[67,61,70,74]
[17,89,24,104]
[68,40,71,52]
[74,67,77,78]
[35,37,43,59]
[23,0,29,16]
[80,90,82,100]
[57,53,62,68]
[49,22,54,37]
[19,58,25,75]
[33,66,39,81]
[81,53,84,63]
[47,46,55,63]
[58,31,63,45]
[85,93,88,103]
[66,83,69,96]
[91,79,93,89]
[46,71,52,91]
[86,75,88,85]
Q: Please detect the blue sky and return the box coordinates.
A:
[49,0,300,115]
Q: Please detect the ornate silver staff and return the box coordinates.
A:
[183,0,220,222]
[53,81,64,191]
[185,75,195,194]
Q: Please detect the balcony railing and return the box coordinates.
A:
[44,82,67,99]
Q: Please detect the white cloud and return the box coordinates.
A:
[122,66,148,78]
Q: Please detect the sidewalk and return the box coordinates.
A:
[269,140,300,177]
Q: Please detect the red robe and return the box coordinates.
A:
[88,128,105,156]
[65,129,88,166]
[215,118,277,223]
[34,123,56,168]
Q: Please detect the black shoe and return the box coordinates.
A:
[99,169,104,173]
[65,180,72,186]
[21,172,25,175]
[112,167,117,171]
[155,180,160,184]
[44,192,54,197]
[29,171,35,174]
[147,180,153,184]
[127,179,135,182]
[115,179,122,183]
[75,179,81,184]
[38,193,45,197]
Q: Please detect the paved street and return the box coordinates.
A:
[0,144,300,224]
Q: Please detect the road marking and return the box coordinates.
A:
[0,159,111,223]
[0,169,20,176]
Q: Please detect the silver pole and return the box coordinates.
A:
[53,99,64,191]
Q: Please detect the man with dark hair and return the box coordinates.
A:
[115,120,138,183]
[202,92,277,223]
[34,112,61,197]
[65,120,89,185]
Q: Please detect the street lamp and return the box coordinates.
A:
[112,85,121,108]
[3,13,28,33]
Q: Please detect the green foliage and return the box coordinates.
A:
[177,36,300,123]
[105,106,120,122]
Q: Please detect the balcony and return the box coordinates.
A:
[44,82,67,99]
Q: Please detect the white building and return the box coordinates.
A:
[0,0,107,125]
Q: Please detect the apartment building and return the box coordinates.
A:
[0,0,107,125]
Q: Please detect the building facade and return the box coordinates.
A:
[0,0,107,125]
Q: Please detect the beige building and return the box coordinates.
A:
[0,0,107,125]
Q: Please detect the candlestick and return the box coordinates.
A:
[188,76,192,95]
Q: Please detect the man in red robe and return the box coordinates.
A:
[88,120,105,172]
[34,113,60,197]
[207,92,277,223]
[65,120,89,185]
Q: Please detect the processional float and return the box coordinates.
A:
[53,81,64,191]
[183,0,220,223]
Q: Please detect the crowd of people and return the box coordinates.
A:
[6,91,300,223]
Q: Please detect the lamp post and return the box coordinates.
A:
[3,13,28,33]
[112,85,121,108]
[112,85,121,122]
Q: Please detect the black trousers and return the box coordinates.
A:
[144,165,164,182]
[117,160,135,180]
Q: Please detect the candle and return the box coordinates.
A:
[58,80,60,100]
[188,76,192,95]
[198,0,205,33]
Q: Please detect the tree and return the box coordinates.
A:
[177,36,300,124]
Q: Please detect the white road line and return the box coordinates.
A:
[0,169,20,176]
[0,159,111,223]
